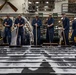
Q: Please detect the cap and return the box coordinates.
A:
[6,14,10,17]
[18,14,22,16]
[61,13,66,15]
[35,14,39,17]
[6,14,10,16]
[49,13,52,16]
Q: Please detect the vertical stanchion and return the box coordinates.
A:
[36,26,37,46]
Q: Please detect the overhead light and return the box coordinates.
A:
[46,1,49,4]
[36,2,39,4]
[28,2,32,4]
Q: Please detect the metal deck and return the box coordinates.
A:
[0,46,76,75]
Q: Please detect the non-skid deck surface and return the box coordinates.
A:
[0,46,76,74]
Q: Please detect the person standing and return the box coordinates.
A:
[3,15,13,45]
[71,17,76,43]
[14,15,25,45]
[46,14,54,43]
[32,15,42,45]
[61,13,70,45]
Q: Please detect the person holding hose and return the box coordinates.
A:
[14,15,25,45]
[71,17,76,45]
[3,14,13,45]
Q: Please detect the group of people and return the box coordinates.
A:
[32,13,76,45]
[3,15,25,45]
[32,13,70,45]
[2,13,76,46]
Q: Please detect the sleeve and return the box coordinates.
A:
[32,19,35,27]
[52,18,54,24]
[14,19,18,25]
[65,18,69,30]
[3,19,6,26]
[38,19,42,27]
[72,21,75,30]
[23,19,25,25]
[9,19,13,27]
